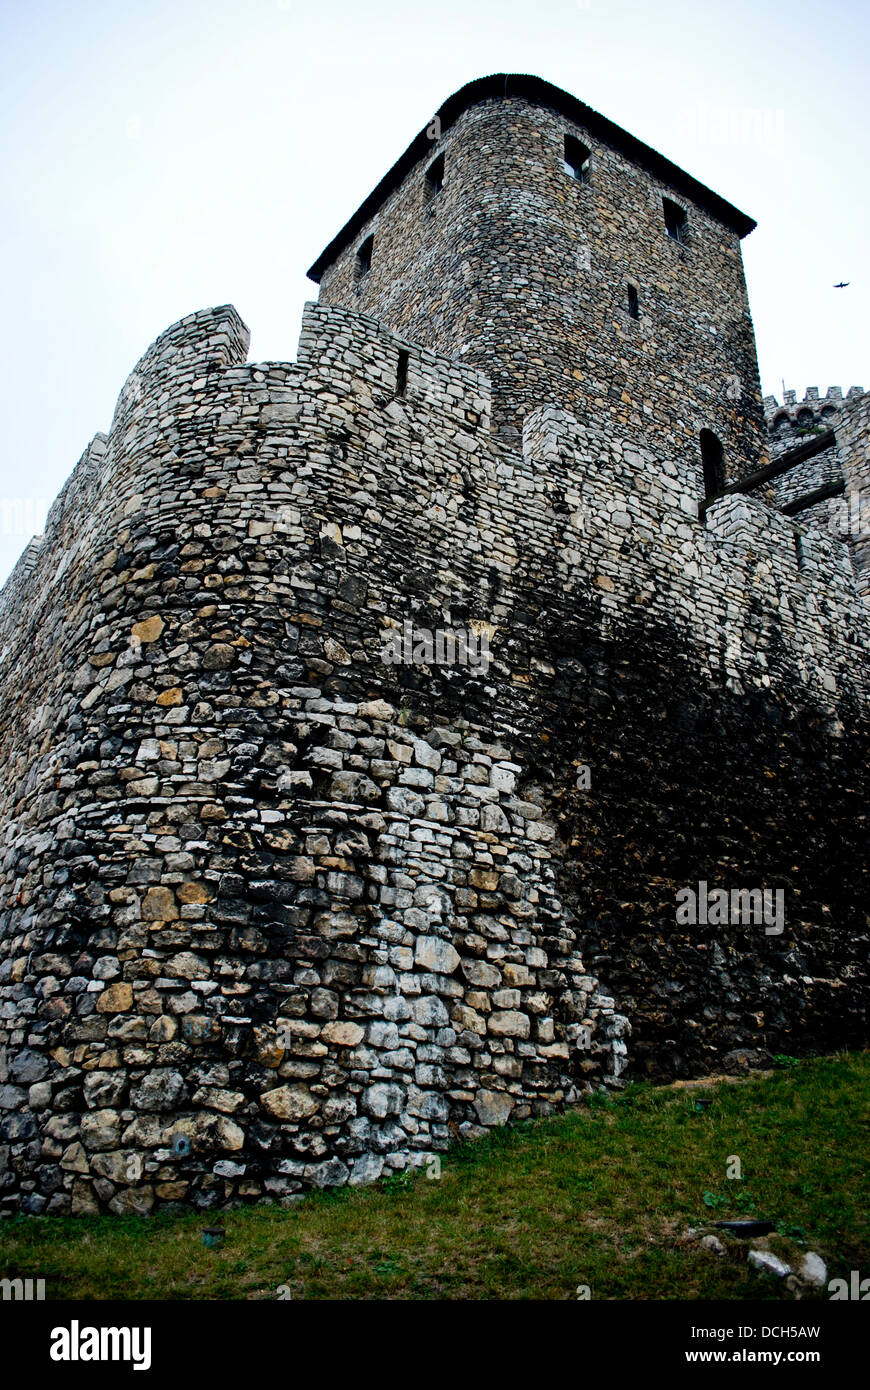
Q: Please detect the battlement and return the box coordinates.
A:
[764,385,865,424]
[758,387,868,546]
[1,301,867,713]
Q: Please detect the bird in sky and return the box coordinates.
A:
[833,281,850,288]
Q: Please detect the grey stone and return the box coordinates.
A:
[385,787,426,818]
[474,1089,515,1126]
[306,1158,349,1187]
[130,1070,186,1112]
[349,1153,384,1186]
[80,1110,121,1152]
[414,936,460,974]
[748,1250,791,1278]
[83,1071,128,1109]
[10,1050,48,1085]
[0,1085,25,1110]
[362,1083,405,1119]
[412,995,450,1028]
[0,79,867,1225]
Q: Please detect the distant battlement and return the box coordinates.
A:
[758,388,868,550]
[764,385,865,430]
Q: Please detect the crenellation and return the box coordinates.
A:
[764,383,862,422]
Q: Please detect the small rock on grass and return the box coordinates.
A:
[748,1249,791,1278]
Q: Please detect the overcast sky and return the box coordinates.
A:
[0,0,866,585]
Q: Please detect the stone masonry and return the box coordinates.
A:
[312,75,764,469]
[762,386,868,569]
[0,75,868,1216]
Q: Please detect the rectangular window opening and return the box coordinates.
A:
[564,134,591,183]
[425,154,444,197]
[663,197,689,244]
[627,284,640,319]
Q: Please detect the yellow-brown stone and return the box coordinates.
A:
[320,1021,364,1047]
[177,881,213,904]
[131,615,165,644]
[96,982,133,1013]
[141,886,178,921]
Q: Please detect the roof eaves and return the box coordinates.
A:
[306,73,756,283]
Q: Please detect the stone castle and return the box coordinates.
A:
[0,74,867,1216]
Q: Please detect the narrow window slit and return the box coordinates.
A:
[395,349,409,397]
[700,429,725,511]
[356,235,373,279]
[425,154,444,197]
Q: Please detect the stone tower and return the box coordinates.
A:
[0,77,867,1217]
[310,74,764,472]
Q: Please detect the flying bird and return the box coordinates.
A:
[834,281,850,288]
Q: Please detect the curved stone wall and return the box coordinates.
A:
[0,301,867,1215]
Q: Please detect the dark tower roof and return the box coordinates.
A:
[307,73,757,283]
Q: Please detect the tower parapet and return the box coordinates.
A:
[310,74,765,473]
[760,386,867,546]
[764,384,864,454]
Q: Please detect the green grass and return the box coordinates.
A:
[2,1051,868,1300]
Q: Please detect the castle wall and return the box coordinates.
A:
[762,386,867,574]
[837,389,870,598]
[764,385,863,461]
[317,95,766,479]
[0,301,868,1215]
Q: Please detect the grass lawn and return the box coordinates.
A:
[2,1051,867,1300]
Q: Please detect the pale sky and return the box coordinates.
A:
[0,0,867,585]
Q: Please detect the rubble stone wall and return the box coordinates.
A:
[0,300,868,1216]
